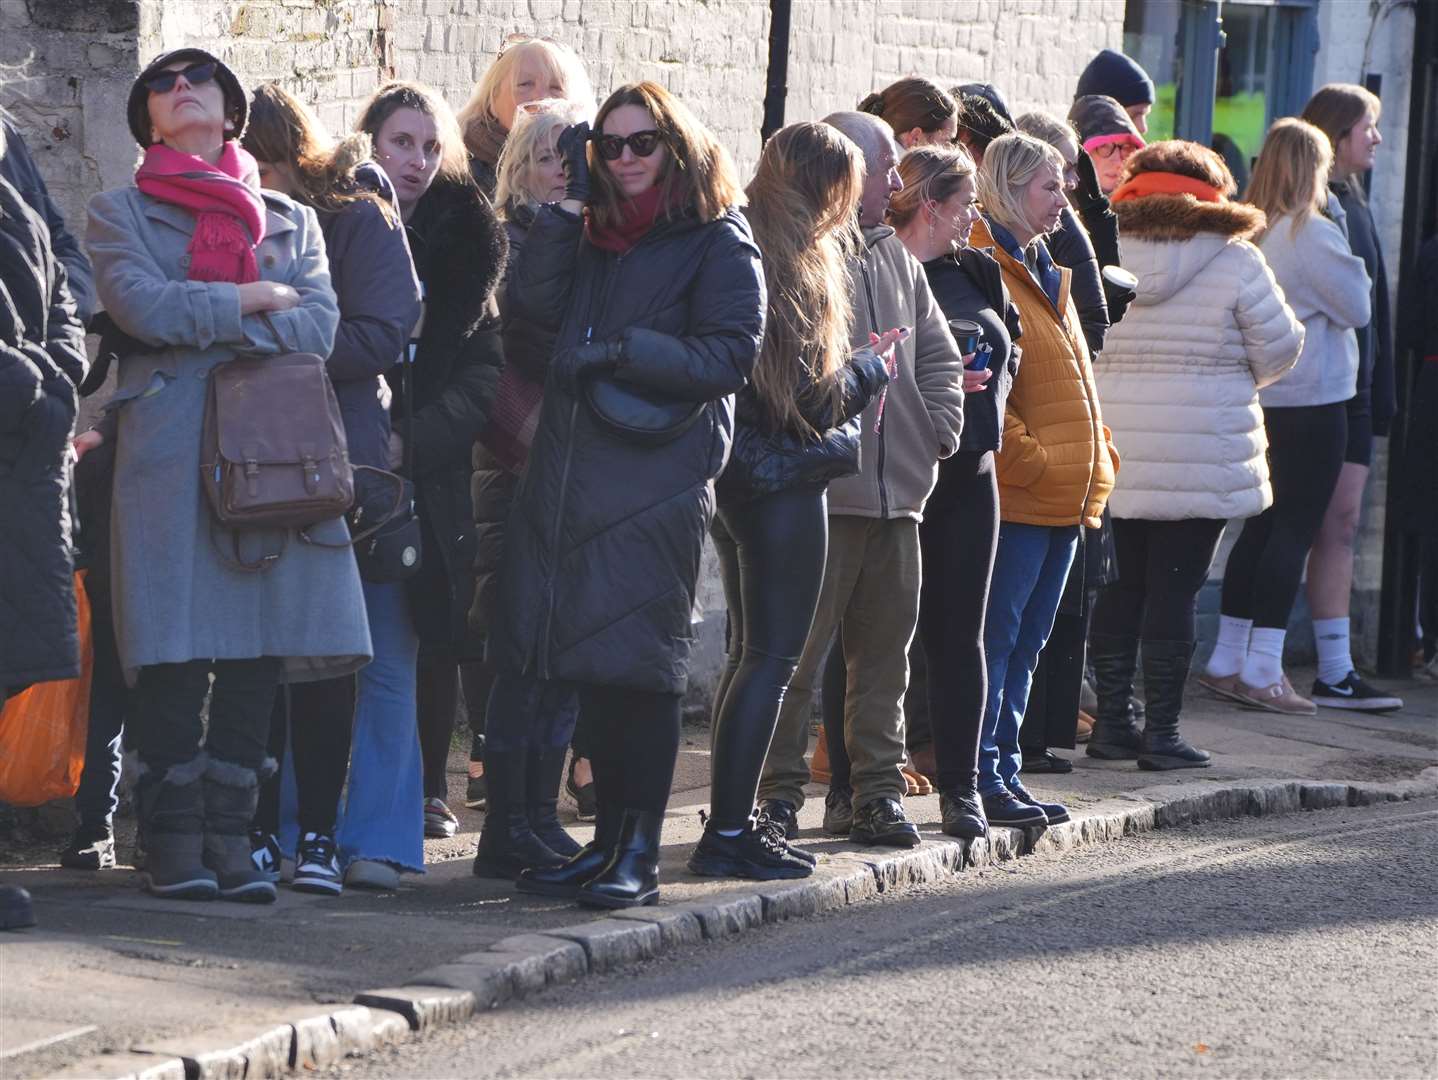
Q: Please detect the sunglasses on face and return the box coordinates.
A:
[144,61,217,95]
[595,130,662,160]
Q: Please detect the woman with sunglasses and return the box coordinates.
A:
[356,81,507,868]
[455,36,595,821]
[499,81,764,908]
[241,83,422,895]
[86,49,369,903]
[457,36,593,199]
[857,77,959,149]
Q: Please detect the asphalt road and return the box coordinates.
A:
[328,799,1438,1079]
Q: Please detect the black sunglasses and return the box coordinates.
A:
[143,61,218,95]
[595,129,663,161]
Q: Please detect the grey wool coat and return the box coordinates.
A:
[86,183,373,685]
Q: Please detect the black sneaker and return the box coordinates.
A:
[1007,780,1070,826]
[850,797,921,848]
[1310,672,1404,713]
[1021,749,1073,774]
[463,769,487,811]
[822,785,853,836]
[566,761,597,822]
[423,797,459,838]
[755,800,816,865]
[60,825,116,870]
[292,832,343,895]
[938,789,988,840]
[981,790,1048,828]
[687,824,813,880]
[249,830,282,883]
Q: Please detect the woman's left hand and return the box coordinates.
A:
[963,367,992,393]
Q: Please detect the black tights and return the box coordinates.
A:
[130,658,281,774]
[1093,517,1227,644]
[417,659,489,800]
[1221,403,1346,629]
[256,675,354,837]
[823,453,997,794]
[709,486,829,829]
[580,684,681,816]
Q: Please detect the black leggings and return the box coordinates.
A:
[580,684,682,816]
[1093,517,1227,644]
[709,486,829,829]
[130,658,281,774]
[1221,403,1346,629]
[257,675,354,836]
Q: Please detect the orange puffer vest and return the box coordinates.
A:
[974,217,1117,528]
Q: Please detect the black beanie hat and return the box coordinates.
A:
[955,82,1014,126]
[1074,49,1156,108]
[127,48,247,148]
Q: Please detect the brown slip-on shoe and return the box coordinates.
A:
[809,725,832,785]
[901,766,933,796]
[1197,671,1248,704]
[1075,710,1094,743]
[1237,676,1317,716]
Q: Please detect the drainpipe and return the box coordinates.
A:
[762,0,792,144]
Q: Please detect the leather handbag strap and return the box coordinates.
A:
[300,465,407,550]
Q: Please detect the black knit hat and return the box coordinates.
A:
[127,48,247,148]
[1074,49,1156,108]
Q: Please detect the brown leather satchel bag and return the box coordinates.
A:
[200,352,354,539]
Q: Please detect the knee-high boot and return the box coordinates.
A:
[1086,632,1144,760]
[527,745,581,858]
[1138,640,1211,770]
[472,748,565,879]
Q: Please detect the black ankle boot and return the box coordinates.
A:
[516,800,621,898]
[1138,640,1211,771]
[576,809,663,909]
[938,785,988,840]
[526,746,581,858]
[472,748,565,879]
[1087,632,1144,760]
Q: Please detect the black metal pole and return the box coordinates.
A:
[761,0,792,145]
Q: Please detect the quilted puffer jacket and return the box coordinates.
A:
[1,175,87,690]
[1096,193,1304,522]
[489,203,765,694]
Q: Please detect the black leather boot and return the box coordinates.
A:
[516,798,622,898]
[576,809,663,909]
[527,746,582,858]
[1138,640,1212,770]
[1087,632,1144,760]
[472,748,565,879]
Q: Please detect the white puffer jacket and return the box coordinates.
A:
[1095,194,1304,521]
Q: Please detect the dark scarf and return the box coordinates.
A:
[464,112,507,176]
[586,185,668,254]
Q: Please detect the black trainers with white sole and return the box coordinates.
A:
[292,832,343,895]
[1310,672,1403,713]
[249,829,282,883]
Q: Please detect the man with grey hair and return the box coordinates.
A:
[756,110,966,848]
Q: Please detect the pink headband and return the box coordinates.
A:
[1083,131,1145,154]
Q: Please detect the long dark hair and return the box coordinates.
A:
[859,77,956,139]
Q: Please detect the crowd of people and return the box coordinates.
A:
[0,34,1424,914]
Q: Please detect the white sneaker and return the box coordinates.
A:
[292,833,343,896]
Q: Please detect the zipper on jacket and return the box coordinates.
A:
[860,258,889,519]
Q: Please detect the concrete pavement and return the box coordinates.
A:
[2,672,1435,1078]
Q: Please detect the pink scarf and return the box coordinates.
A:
[136,142,267,283]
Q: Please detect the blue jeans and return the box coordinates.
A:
[977,523,1079,796]
[333,580,424,873]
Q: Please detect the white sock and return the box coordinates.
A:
[1241,627,1287,688]
[1313,617,1354,685]
[1206,615,1253,677]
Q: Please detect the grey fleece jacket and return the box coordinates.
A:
[826,226,965,521]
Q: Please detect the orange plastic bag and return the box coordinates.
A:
[0,570,93,807]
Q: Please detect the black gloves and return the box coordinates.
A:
[1071,148,1107,214]
[549,337,620,391]
[556,121,593,204]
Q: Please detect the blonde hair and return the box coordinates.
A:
[744,121,862,438]
[887,143,976,230]
[1245,118,1332,238]
[458,38,594,145]
[356,80,470,184]
[1014,112,1079,156]
[589,81,745,230]
[494,98,591,214]
[1301,82,1381,194]
[976,132,1065,239]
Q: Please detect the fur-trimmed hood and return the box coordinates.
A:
[407,177,508,337]
[1114,194,1264,243]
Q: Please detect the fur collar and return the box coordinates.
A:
[408,178,508,335]
[1114,194,1265,243]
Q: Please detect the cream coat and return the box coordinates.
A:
[1095,195,1304,522]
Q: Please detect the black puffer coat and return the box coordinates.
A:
[923,244,1020,468]
[392,178,507,658]
[490,203,765,693]
[1046,206,1109,356]
[0,175,87,690]
[718,346,889,506]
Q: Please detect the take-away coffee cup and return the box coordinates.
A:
[947,318,982,357]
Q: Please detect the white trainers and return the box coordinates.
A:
[292,833,343,896]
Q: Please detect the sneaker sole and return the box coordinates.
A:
[292,875,344,896]
[219,881,278,904]
[986,815,1048,829]
[1311,695,1403,712]
[686,854,812,880]
[144,876,219,901]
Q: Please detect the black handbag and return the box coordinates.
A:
[345,346,423,583]
[584,377,705,446]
